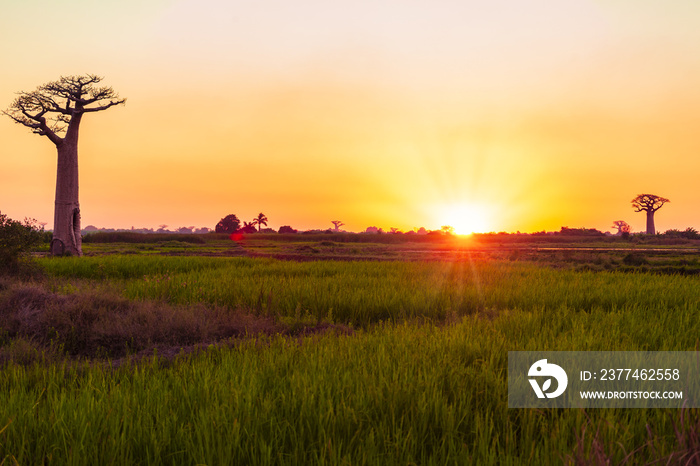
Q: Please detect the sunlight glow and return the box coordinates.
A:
[438,203,494,235]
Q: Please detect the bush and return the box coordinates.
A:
[663,228,700,240]
[0,212,45,274]
[623,253,648,266]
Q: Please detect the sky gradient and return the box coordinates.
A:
[1,0,699,233]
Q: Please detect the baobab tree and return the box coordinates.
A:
[632,194,670,235]
[254,212,268,232]
[3,75,126,256]
[611,220,631,236]
[331,220,344,232]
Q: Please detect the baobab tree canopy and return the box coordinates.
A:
[631,194,669,214]
[4,75,125,144]
[3,74,126,256]
[631,193,669,235]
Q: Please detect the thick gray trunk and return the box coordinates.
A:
[646,210,656,235]
[51,116,83,256]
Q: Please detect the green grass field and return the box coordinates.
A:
[2,239,700,464]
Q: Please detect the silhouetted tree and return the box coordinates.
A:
[254,213,268,232]
[441,225,455,235]
[632,194,669,235]
[240,221,257,233]
[215,214,240,233]
[331,221,344,232]
[3,75,126,256]
[278,225,297,234]
[611,220,631,236]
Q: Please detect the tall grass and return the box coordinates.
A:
[1,319,697,464]
[39,255,230,280]
[10,255,698,463]
[39,256,700,331]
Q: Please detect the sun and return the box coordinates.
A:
[438,203,493,235]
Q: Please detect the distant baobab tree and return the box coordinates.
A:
[611,220,631,236]
[331,220,344,232]
[3,75,126,256]
[632,194,670,235]
[254,213,268,232]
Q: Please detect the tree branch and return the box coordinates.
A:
[81,98,126,113]
[34,116,64,146]
[4,74,124,143]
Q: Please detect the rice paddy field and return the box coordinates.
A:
[1,235,700,464]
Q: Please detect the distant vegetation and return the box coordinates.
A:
[82,221,700,241]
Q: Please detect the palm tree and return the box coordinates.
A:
[254,213,268,232]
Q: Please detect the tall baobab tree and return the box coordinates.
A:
[631,194,669,235]
[3,75,126,256]
[254,212,268,232]
[331,220,344,232]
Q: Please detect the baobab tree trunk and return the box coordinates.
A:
[646,210,656,235]
[51,115,83,256]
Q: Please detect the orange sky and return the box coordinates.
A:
[1,0,699,233]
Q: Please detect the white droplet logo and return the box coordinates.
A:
[528,359,568,399]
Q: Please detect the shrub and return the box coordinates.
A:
[685,227,700,240]
[559,227,605,237]
[0,212,45,274]
[663,228,700,240]
[623,253,648,266]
